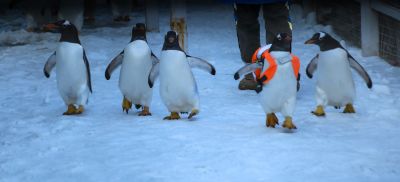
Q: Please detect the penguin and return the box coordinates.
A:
[43,20,92,115]
[234,33,299,129]
[148,31,216,120]
[304,32,373,116]
[105,23,158,116]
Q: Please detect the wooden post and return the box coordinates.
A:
[145,0,159,32]
[361,0,379,56]
[170,0,187,52]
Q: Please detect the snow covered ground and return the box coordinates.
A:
[1,3,400,182]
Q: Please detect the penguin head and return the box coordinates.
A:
[269,33,292,53]
[43,20,77,33]
[162,31,182,51]
[305,32,341,51]
[131,23,147,41]
[43,20,80,44]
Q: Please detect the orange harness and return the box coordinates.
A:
[251,47,300,84]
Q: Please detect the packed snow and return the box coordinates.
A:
[1,2,400,182]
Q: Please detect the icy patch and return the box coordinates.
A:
[0,30,57,46]
[305,12,317,25]
[43,91,51,105]
[372,84,391,95]
[312,25,333,35]
[290,4,304,23]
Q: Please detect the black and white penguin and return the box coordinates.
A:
[305,32,373,116]
[148,31,216,120]
[105,23,158,116]
[234,33,299,129]
[43,20,92,115]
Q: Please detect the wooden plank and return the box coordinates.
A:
[371,1,400,21]
[361,0,379,56]
[145,0,159,32]
[170,0,187,52]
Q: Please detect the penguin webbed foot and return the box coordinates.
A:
[188,109,199,119]
[122,97,132,114]
[63,104,84,115]
[312,105,326,117]
[63,104,76,115]
[138,106,152,116]
[164,112,181,120]
[343,104,356,113]
[282,117,297,130]
[266,113,279,128]
[76,105,84,114]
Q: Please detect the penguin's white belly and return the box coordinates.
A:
[159,50,198,112]
[259,63,297,115]
[316,48,355,106]
[55,42,89,105]
[119,41,153,106]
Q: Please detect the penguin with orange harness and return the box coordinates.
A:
[234,33,300,129]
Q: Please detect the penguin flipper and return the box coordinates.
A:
[187,56,216,75]
[43,52,56,78]
[83,50,93,93]
[306,55,318,79]
[105,51,124,80]
[151,52,160,65]
[348,55,373,89]
[148,62,159,88]
[233,62,263,80]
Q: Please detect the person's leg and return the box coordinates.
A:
[111,0,131,22]
[262,2,292,44]
[262,2,300,90]
[235,4,261,63]
[235,4,260,90]
[84,0,96,24]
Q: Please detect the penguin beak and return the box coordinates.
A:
[43,23,61,33]
[305,38,317,44]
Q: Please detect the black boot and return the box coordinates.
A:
[238,73,258,90]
